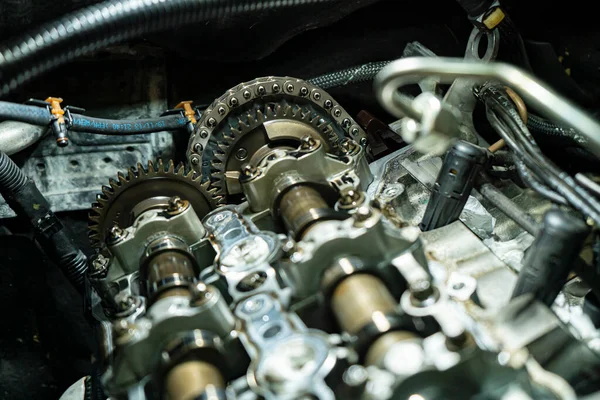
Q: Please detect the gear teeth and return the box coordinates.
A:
[256,110,265,122]
[266,106,275,119]
[88,158,220,248]
[101,185,113,195]
[283,105,292,116]
[167,159,175,173]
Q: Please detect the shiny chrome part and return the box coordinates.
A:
[374,56,600,157]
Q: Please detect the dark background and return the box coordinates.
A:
[1,0,600,398]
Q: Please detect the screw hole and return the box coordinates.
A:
[262,323,282,339]
[449,168,458,176]
[36,162,45,171]
[103,157,112,163]
[70,160,79,167]
[126,146,135,152]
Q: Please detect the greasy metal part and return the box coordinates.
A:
[241,138,372,213]
[202,207,285,304]
[234,293,347,400]
[280,206,423,299]
[143,250,195,302]
[186,76,368,198]
[374,57,600,158]
[441,28,499,143]
[364,331,418,367]
[102,285,235,395]
[0,121,47,155]
[107,201,206,275]
[88,159,220,247]
[331,273,397,335]
[279,185,331,238]
[165,361,224,400]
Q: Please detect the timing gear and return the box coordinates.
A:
[186,76,369,200]
[88,159,221,248]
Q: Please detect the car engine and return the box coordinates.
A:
[1,1,600,399]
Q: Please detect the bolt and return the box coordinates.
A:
[243,90,252,99]
[324,99,333,109]
[360,137,368,146]
[193,143,203,153]
[191,156,200,165]
[343,365,368,387]
[207,117,217,127]
[351,127,360,136]
[313,92,321,101]
[340,139,358,154]
[200,130,209,138]
[272,83,280,93]
[354,206,372,223]
[342,118,351,128]
[235,147,248,161]
[218,106,226,115]
[242,298,264,314]
[242,164,258,178]
[281,238,296,255]
[338,189,364,209]
[191,282,211,305]
[286,83,294,92]
[236,271,268,292]
[300,87,309,96]
[333,108,342,117]
[410,279,435,302]
[91,254,109,275]
[114,293,135,312]
[108,225,126,243]
[168,196,186,213]
[257,85,266,96]
[229,97,238,107]
[300,135,317,150]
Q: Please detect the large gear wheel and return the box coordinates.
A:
[186,76,369,201]
[88,159,221,248]
[206,100,339,197]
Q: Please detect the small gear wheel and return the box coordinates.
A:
[88,159,221,248]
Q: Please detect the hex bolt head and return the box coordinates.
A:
[207,117,217,127]
[191,156,200,165]
[286,83,294,92]
[324,99,333,109]
[272,83,280,93]
[313,92,321,101]
[229,97,239,107]
[217,106,226,115]
[91,254,109,275]
[242,164,258,178]
[108,225,126,243]
[200,130,209,138]
[300,87,309,96]
[193,143,203,153]
[410,279,435,301]
[354,206,372,222]
[300,135,317,150]
[167,196,186,212]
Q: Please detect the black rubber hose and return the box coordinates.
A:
[0,101,53,125]
[307,61,393,90]
[0,100,189,134]
[0,151,88,290]
[528,114,586,145]
[69,113,187,134]
[478,182,540,236]
[0,0,338,97]
[515,160,569,206]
